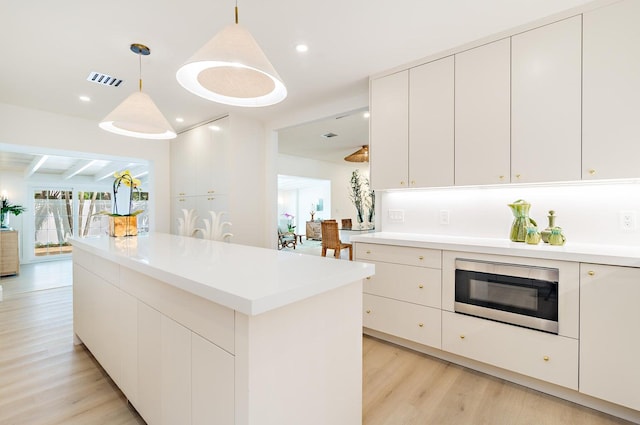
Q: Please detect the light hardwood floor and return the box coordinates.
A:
[0,261,634,424]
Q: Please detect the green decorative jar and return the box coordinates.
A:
[548,227,566,246]
[525,226,541,245]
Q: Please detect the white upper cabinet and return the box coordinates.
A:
[171,116,230,197]
[409,56,455,188]
[511,16,582,184]
[370,71,409,190]
[455,38,511,186]
[583,0,640,180]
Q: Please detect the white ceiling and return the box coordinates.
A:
[0,0,596,172]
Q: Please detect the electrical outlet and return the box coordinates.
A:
[439,210,450,225]
[620,210,637,231]
[388,209,404,222]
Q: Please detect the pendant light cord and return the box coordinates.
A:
[235,0,238,24]
[138,52,143,92]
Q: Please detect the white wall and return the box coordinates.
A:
[379,180,640,246]
[278,154,369,226]
[0,102,170,232]
[228,114,268,247]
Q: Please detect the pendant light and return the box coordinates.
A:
[344,146,369,163]
[176,1,287,107]
[99,44,176,140]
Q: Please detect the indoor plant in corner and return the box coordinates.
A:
[103,170,142,237]
[0,196,26,229]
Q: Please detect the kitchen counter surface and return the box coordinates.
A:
[71,233,374,315]
[351,232,640,267]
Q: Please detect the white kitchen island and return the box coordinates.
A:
[71,233,374,425]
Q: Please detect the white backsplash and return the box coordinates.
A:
[380,180,640,246]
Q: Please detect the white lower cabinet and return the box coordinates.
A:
[579,264,640,411]
[357,243,442,349]
[364,294,441,349]
[442,311,578,389]
[192,333,234,425]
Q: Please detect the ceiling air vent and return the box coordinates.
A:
[322,132,338,138]
[87,71,124,87]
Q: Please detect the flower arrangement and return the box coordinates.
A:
[282,212,296,233]
[102,170,142,236]
[0,196,26,229]
[110,170,143,217]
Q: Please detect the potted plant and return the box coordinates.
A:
[101,170,143,237]
[0,196,26,229]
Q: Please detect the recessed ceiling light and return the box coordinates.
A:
[79,95,91,102]
[363,111,370,119]
[209,125,221,131]
[176,117,184,123]
[296,44,309,53]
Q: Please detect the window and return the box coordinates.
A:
[34,189,74,257]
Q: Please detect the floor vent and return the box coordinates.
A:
[87,71,124,87]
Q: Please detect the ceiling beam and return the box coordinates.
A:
[24,155,49,178]
[62,159,97,180]
[94,161,133,182]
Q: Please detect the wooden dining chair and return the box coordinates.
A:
[341,218,352,230]
[321,220,353,260]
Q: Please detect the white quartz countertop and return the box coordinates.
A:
[350,232,640,267]
[71,233,374,316]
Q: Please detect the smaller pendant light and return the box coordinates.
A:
[344,146,369,163]
[176,2,287,107]
[100,44,176,140]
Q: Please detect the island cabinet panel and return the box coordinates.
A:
[370,70,409,190]
[192,333,234,425]
[72,264,121,384]
[454,38,511,186]
[582,0,640,180]
[408,56,454,188]
[579,264,640,411]
[511,15,582,184]
[442,311,578,390]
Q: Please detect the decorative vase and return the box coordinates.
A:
[541,210,557,243]
[0,211,9,229]
[548,227,566,246]
[525,226,541,245]
[508,199,537,242]
[109,216,138,237]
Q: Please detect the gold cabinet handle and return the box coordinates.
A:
[366,250,371,254]
[410,180,415,185]
[207,197,215,200]
[418,323,424,328]
[515,174,521,179]
[207,190,215,193]
[366,276,371,280]
[400,181,405,186]
[499,175,505,181]
[366,310,371,314]
[460,335,465,339]
[589,169,596,176]
[418,256,424,260]
[418,284,424,289]
[178,192,185,196]
[543,356,550,362]
[588,270,595,276]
